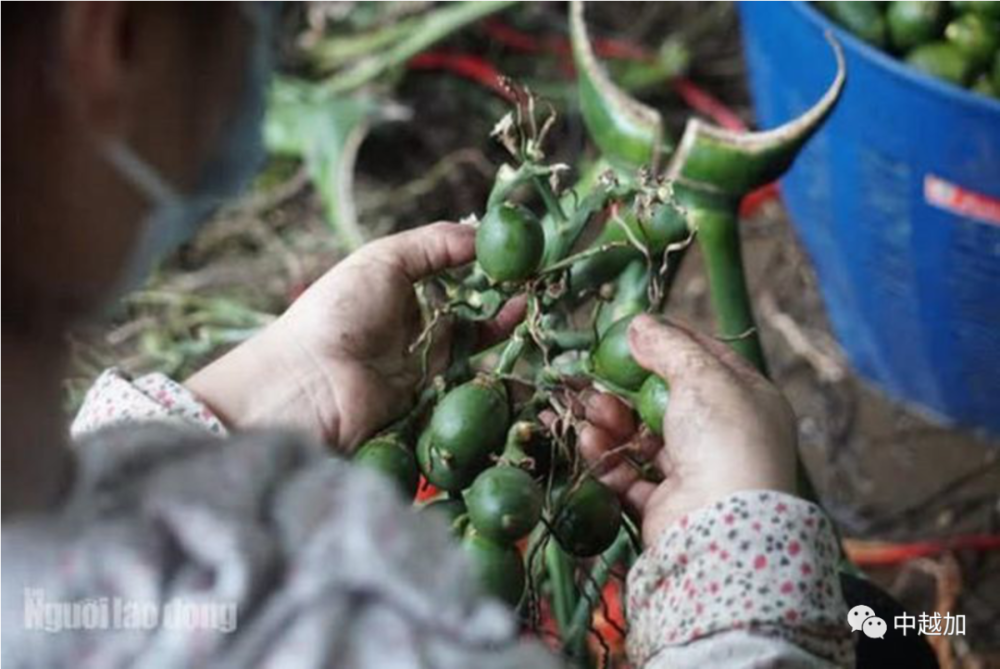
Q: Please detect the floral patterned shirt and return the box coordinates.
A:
[2,369,853,667]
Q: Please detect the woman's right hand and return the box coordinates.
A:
[578,314,800,547]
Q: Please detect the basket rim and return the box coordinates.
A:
[791,0,1000,115]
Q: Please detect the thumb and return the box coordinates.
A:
[628,314,729,386]
[358,222,476,282]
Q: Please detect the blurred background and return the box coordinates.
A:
[65,3,999,665]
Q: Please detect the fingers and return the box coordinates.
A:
[542,393,661,514]
[581,391,635,442]
[578,424,638,485]
[578,423,660,512]
[621,479,658,514]
[628,314,736,387]
[425,314,455,380]
[361,222,476,283]
[476,294,527,349]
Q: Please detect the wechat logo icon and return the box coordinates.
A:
[863,616,887,639]
[847,604,886,639]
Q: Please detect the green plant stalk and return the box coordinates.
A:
[563,530,631,654]
[544,539,581,647]
[495,323,531,376]
[542,329,596,353]
[540,159,610,267]
[532,175,569,226]
[308,18,420,71]
[469,338,508,371]
[322,0,517,94]
[128,291,275,326]
[488,163,551,212]
[538,356,590,387]
[542,241,632,276]
[677,184,767,373]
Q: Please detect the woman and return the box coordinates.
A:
[4,4,852,667]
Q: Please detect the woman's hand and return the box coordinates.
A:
[577,314,799,547]
[185,222,522,452]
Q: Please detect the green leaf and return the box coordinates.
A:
[264,77,377,250]
[569,0,666,170]
[319,0,517,95]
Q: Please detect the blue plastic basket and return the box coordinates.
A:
[738,2,1000,435]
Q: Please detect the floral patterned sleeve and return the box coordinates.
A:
[71,368,227,438]
[627,491,854,668]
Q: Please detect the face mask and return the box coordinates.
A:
[102,3,276,300]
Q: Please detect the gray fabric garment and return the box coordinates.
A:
[2,424,557,668]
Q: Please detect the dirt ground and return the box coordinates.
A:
[67,2,1000,664]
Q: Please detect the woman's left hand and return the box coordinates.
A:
[185,222,522,452]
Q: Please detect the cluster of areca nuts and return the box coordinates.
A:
[820,1,1000,96]
[347,72,700,607]
[352,189,678,607]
